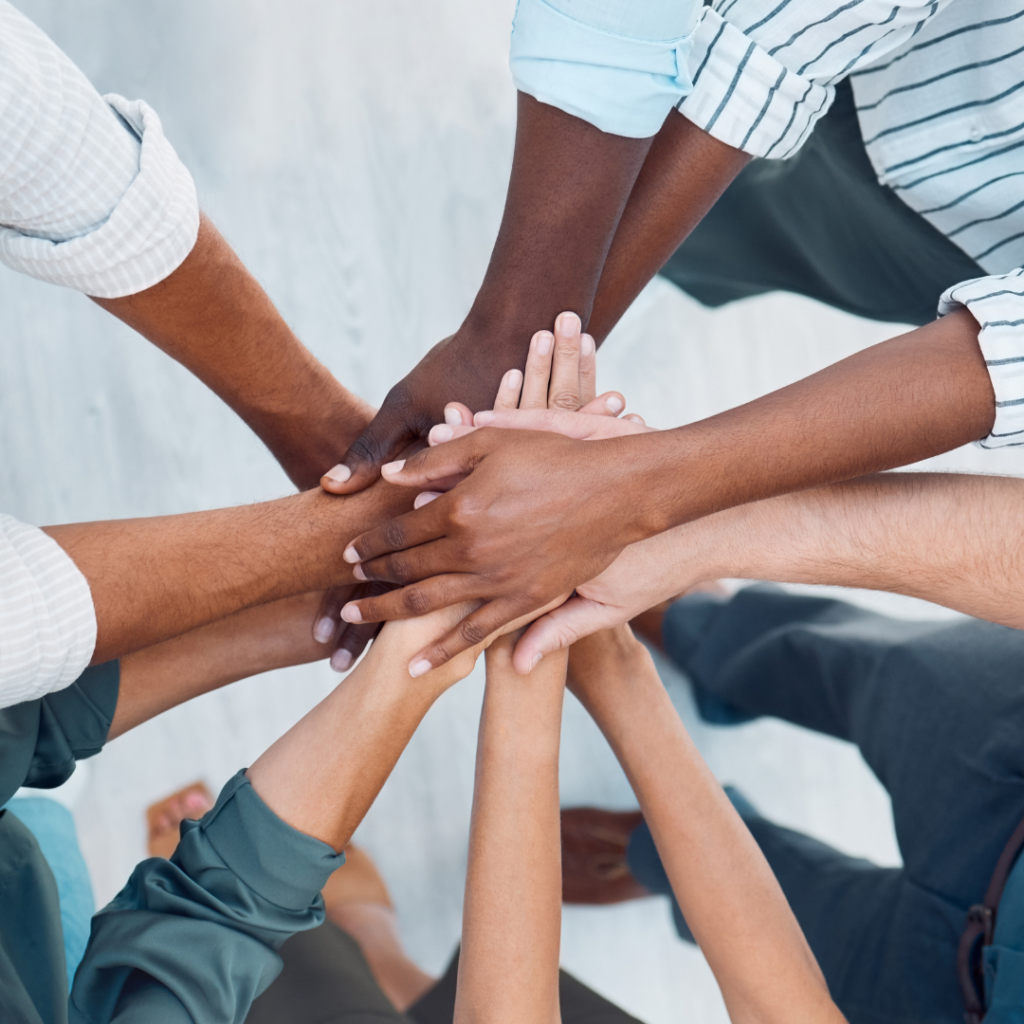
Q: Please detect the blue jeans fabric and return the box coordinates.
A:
[628,585,1024,1024]
[4,798,94,994]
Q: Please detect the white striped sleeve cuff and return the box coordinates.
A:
[0,94,199,298]
[0,515,96,709]
[939,269,1024,450]
[678,2,951,160]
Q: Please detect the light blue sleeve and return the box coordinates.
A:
[508,0,701,138]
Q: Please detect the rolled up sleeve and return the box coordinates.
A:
[0,1,198,297]
[679,1,953,158]
[70,771,346,1024]
[939,269,1024,449]
[0,515,96,710]
[509,0,702,138]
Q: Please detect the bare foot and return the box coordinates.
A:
[630,580,730,652]
[146,782,215,859]
[323,845,436,1011]
[561,808,650,905]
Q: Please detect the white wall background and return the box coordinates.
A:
[3,3,1022,1021]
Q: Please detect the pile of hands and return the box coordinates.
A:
[314,311,703,676]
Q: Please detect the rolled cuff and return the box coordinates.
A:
[677,8,833,159]
[938,269,1024,449]
[0,515,96,709]
[0,95,199,298]
[509,0,699,139]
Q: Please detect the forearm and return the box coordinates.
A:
[94,215,372,489]
[44,483,410,662]
[610,307,993,537]
[679,472,1024,627]
[108,592,327,739]
[589,113,750,340]
[456,640,566,1024]
[245,605,480,851]
[569,633,842,1024]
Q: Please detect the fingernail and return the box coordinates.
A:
[323,464,351,484]
[581,333,595,356]
[537,332,552,356]
[382,459,406,476]
[343,545,361,563]
[331,648,354,672]
[475,410,495,426]
[605,395,623,413]
[353,564,367,581]
[444,406,462,426]
[530,652,543,670]
[430,424,453,444]
[503,369,522,390]
[414,491,441,509]
[557,312,580,335]
[341,604,363,623]
[314,616,335,643]
[409,659,433,678]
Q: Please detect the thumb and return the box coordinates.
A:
[321,405,420,495]
[511,596,618,673]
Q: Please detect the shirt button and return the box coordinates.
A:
[970,125,983,142]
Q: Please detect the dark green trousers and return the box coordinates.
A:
[659,80,985,327]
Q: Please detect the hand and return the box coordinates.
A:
[339,313,658,676]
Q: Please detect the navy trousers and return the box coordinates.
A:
[628,586,1024,1024]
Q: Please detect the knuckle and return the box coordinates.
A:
[345,432,385,468]
[380,519,407,551]
[382,555,411,586]
[549,390,580,412]
[402,587,432,616]
[458,618,489,647]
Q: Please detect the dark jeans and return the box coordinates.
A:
[658,79,984,327]
[628,586,1024,1024]
[247,922,643,1024]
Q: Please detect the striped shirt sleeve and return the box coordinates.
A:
[0,514,96,709]
[509,0,702,138]
[939,269,1024,449]
[0,0,199,297]
[679,0,955,159]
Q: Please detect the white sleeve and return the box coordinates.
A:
[0,515,96,709]
[939,269,1024,450]
[679,0,954,158]
[0,1,199,297]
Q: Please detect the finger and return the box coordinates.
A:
[376,431,494,491]
[492,368,524,411]
[519,330,554,409]
[354,535,461,587]
[428,423,477,446]
[579,333,597,406]
[474,407,647,440]
[444,402,474,427]
[407,598,528,676]
[344,493,452,564]
[323,392,422,494]
[623,414,647,426]
[547,311,583,411]
[512,596,617,674]
[313,587,353,644]
[579,391,625,417]
[330,581,392,670]
[341,574,484,624]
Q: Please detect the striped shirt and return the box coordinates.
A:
[510,0,1024,448]
[0,2,199,702]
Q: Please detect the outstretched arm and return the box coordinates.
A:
[456,637,567,1024]
[568,627,846,1024]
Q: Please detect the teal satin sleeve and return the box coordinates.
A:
[70,771,345,1024]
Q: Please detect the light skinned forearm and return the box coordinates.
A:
[679,472,1024,627]
[94,215,372,490]
[456,639,566,1024]
[246,605,480,850]
[108,592,328,740]
[605,307,993,539]
[44,483,409,662]
[569,633,844,1024]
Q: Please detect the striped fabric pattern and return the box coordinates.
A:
[0,0,199,298]
[0,515,96,709]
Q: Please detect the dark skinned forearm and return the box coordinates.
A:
[44,482,411,663]
[94,214,373,490]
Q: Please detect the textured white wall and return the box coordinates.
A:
[2,3,1021,1021]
